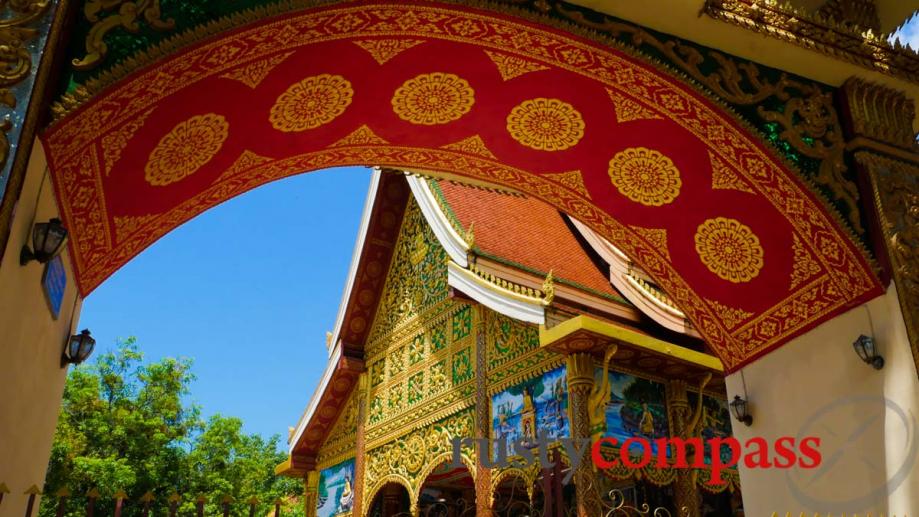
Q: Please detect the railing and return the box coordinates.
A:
[0,483,294,517]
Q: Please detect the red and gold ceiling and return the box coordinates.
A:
[42,1,882,371]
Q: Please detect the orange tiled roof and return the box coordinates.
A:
[432,180,625,302]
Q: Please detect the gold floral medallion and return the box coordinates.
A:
[694,217,764,283]
[608,147,681,206]
[506,98,585,151]
[391,72,475,125]
[144,113,229,186]
[403,434,426,473]
[269,74,353,132]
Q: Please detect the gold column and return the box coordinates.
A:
[353,373,369,517]
[841,78,919,380]
[565,353,602,517]
[474,308,493,516]
[304,471,319,517]
[667,380,700,517]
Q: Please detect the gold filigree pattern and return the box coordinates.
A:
[607,89,661,123]
[629,225,670,261]
[506,98,584,151]
[790,234,822,290]
[330,125,389,147]
[608,147,681,206]
[102,108,153,176]
[695,217,764,283]
[544,170,590,199]
[484,50,549,81]
[705,298,754,330]
[73,0,175,70]
[709,151,755,194]
[353,39,425,65]
[144,113,229,186]
[113,213,157,243]
[219,52,293,89]
[441,135,496,159]
[216,149,272,183]
[269,74,353,132]
[391,72,475,125]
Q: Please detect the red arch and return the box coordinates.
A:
[42,1,881,370]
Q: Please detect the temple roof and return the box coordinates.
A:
[431,180,625,302]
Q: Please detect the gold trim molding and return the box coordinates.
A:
[703,0,919,84]
[856,152,919,378]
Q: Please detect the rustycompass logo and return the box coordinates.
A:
[450,430,823,485]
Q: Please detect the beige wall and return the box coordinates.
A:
[727,285,919,515]
[0,142,81,517]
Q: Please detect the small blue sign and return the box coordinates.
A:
[42,255,66,319]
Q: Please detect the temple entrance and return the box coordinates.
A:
[491,474,534,516]
[416,461,476,516]
[367,482,411,517]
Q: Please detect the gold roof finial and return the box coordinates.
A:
[325,331,333,350]
[542,270,555,306]
[463,221,475,249]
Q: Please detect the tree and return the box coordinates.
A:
[40,338,302,517]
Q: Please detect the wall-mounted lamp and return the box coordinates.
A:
[729,395,753,426]
[62,329,95,368]
[20,218,68,266]
[853,334,884,370]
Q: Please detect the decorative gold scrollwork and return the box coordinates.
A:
[553,3,862,235]
[0,0,53,170]
[73,0,176,71]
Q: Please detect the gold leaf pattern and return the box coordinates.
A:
[441,135,496,159]
[710,151,755,194]
[695,217,764,283]
[102,108,154,176]
[629,225,669,261]
[608,147,681,206]
[606,89,661,123]
[544,170,590,199]
[145,113,229,186]
[392,72,475,125]
[270,74,353,132]
[113,214,157,243]
[330,125,389,147]
[484,50,549,81]
[216,150,273,183]
[506,98,585,151]
[353,39,425,65]
[790,234,822,290]
[219,52,294,89]
[706,298,754,330]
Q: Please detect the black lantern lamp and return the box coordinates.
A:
[853,334,884,370]
[729,395,753,426]
[20,218,68,266]
[62,329,96,367]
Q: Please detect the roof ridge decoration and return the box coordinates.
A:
[701,0,919,83]
[446,259,552,324]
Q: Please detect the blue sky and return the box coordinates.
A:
[78,166,372,442]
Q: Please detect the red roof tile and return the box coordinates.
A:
[433,180,622,300]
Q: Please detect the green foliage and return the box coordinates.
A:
[39,338,303,517]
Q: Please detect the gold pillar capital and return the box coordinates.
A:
[566,352,595,388]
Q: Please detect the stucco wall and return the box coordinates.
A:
[0,142,81,517]
[727,285,919,515]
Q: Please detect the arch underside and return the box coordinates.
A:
[42,1,881,371]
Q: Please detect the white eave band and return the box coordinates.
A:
[406,174,470,268]
[447,261,545,325]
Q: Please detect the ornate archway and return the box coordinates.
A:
[42,1,882,371]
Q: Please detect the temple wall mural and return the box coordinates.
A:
[598,371,671,457]
[317,459,356,517]
[490,365,570,459]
